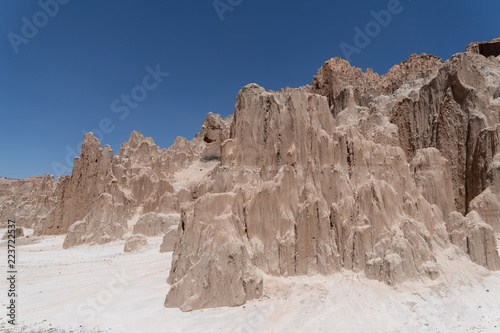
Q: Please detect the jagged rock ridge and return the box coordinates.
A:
[166,39,500,310]
[36,112,232,248]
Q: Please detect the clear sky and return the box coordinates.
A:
[1,0,498,179]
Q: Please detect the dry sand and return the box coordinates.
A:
[1,229,500,332]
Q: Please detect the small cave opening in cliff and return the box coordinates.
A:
[479,41,500,57]
[203,135,215,143]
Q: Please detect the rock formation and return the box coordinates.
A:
[159,225,178,253]
[2,227,24,240]
[446,211,500,270]
[1,39,500,313]
[124,234,148,252]
[133,212,180,237]
[166,41,500,310]
[40,112,232,248]
[466,38,500,58]
[165,192,263,311]
[0,175,58,229]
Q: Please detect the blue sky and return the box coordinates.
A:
[0,0,498,179]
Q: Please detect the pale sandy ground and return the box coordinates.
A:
[1,229,500,332]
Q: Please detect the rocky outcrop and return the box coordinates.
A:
[390,51,500,214]
[62,193,126,248]
[446,211,500,270]
[159,225,178,252]
[165,40,500,311]
[469,188,500,234]
[466,38,500,58]
[124,234,148,252]
[468,134,500,234]
[410,148,455,217]
[40,134,115,236]
[196,112,233,155]
[165,193,263,311]
[2,39,500,313]
[0,175,58,229]
[165,81,451,310]
[2,227,24,240]
[133,212,180,237]
[311,54,443,115]
[37,113,232,247]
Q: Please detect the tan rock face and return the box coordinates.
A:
[166,80,450,310]
[196,112,232,155]
[2,227,24,240]
[40,134,115,236]
[165,39,500,311]
[124,234,148,253]
[133,212,180,237]
[469,188,500,234]
[410,148,455,217]
[35,113,231,247]
[0,175,59,229]
[446,211,500,270]
[389,52,500,214]
[62,193,125,248]
[466,39,500,58]
[311,54,443,115]
[159,225,178,253]
[165,193,263,312]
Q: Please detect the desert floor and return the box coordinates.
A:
[1,228,500,333]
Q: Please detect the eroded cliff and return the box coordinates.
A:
[3,38,500,313]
